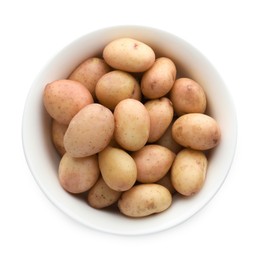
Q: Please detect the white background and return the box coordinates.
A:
[1,0,261,259]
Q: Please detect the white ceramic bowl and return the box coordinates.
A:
[22,25,237,235]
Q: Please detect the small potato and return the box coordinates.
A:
[98,146,137,191]
[64,103,114,157]
[131,144,175,183]
[156,121,182,154]
[103,38,155,72]
[68,57,111,98]
[118,184,172,217]
[141,57,177,99]
[51,120,67,156]
[171,149,207,196]
[144,97,174,143]
[114,99,150,151]
[87,177,122,209]
[172,113,221,150]
[95,70,141,110]
[43,79,93,125]
[169,78,207,116]
[58,153,100,194]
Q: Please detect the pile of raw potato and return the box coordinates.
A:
[43,37,221,218]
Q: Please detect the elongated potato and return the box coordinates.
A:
[64,103,114,157]
[170,78,207,116]
[95,70,141,110]
[58,153,100,194]
[131,145,175,183]
[68,57,111,98]
[172,113,221,150]
[43,79,93,125]
[98,146,137,191]
[144,97,174,143]
[141,57,177,98]
[87,177,122,209]
[114,99,150,151]
[103,38,155,72]
[118,184,172,217]
[171,149,207,196]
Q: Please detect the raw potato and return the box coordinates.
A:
[58,153,100,194]
[95,70,141,110]
[64,103,115,157]
[68,57,111,98]
[98,146,137,191]
[43,79,93,125]
[141,57,177,99]
[170,78,207,115]
[171,149,207,196]
[144,97,174,143]
[172,113,221,150]
[132,144,175,183]
[103,38,155,72]
[51,120,67,156]
[118,184,172,217]
[114,99,150,151]
[87,177,122,209]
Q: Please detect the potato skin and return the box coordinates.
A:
[64,103,115,157]
[141,57,176,99]
[98,147,137,192]
[103,38,155,72]
[170,78,207,116]
[95,70,141,110]
[171,149,207,196]
[172,113,221,150]
[118,184,172,217]
[144,97,174,143]
[51,120,67,156]
[114,99,150,151]
[87,177,122,209]
[43,79,93,125]
[68,57,111,98]
[131,145,175,183]
[58,153,100,194]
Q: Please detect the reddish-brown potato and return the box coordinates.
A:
[43,79,93,125]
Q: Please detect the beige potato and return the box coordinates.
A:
[172,113,221,150]
[58,153,100,194]
[114,99,150,151]
[118,184,172,217]
[95,70,141,110]
[144,97,174,143]
[68,57,111,98]
[64,103,114,157]
[170,78,207,116]
[51,120,67,156]
[141,57,177,99]
[171,148,207,196]
[87,177,122,209]
[43,79,93,124]
[103,37,155,72]
[98,146,137,191]
[156,120,182,154]
[131,144,175,183]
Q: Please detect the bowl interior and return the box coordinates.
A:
[22,25,237,235]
